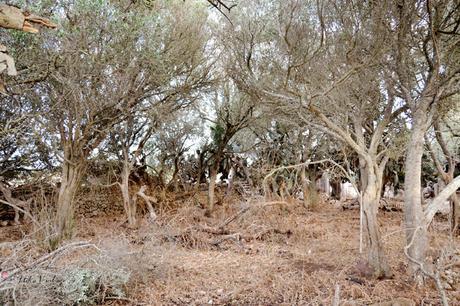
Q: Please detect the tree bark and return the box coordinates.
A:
[425,175,460,226]
[195,150,206,193]
[301,165,310,208]
[404,112,430,278]
[56,155,85,238]
[427,118,460,234]
[452,194,460,234]
[208,165,218,211]
[120,154,137,228]
[167,154,181,192]
[208,149,224,211]
[226,165,235,196]
[136,185,157,221]
[362,161,392,278]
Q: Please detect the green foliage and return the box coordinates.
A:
[0,259,130,305]
[210,123,225,147]
[61,268,99,305]
[60,265,130,305]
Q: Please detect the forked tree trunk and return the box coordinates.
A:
[362,163,392,278]
[56,157,85,238]
[135,185,157,221]
[404,113,429,277]
[119,151,137,228]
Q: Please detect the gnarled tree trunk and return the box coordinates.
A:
[361,159,392,278]
[56,152,86,238]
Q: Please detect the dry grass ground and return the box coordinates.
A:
[78,195,460,305]
[1,194,460,305]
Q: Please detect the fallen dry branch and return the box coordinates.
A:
[210,228,292,246]
[198,224,231,235]
[218,205,251,229]
[188,201,289,238]
[251,228,292,240]
[210,233,243,246]
[173,190,198,201]
[0,241,98,283]
[161,201,292,249]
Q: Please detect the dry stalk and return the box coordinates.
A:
[332,283,340,306]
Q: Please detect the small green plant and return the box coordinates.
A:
[60,265,130,305]
[61,268,99,305]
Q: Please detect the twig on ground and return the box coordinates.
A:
[218,205,251,228]
[210,229,292,246]
[0,241,99,283]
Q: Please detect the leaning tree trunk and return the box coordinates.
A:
[425,175,460,227]
[56,155,86,239]
[440,174,460,234]
[362,162,392,278]
[404,113,430,278]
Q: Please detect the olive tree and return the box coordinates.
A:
[202,82,255,211]
[11,0,212,239]
[391,0,460,278]
[221,0,410,277]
